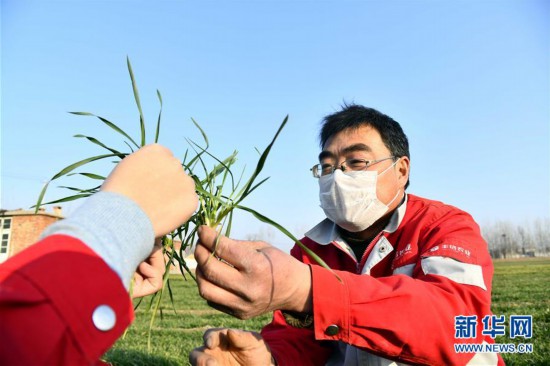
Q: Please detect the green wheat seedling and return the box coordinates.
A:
[35,58,334,350]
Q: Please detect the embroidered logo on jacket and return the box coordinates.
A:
[429,244,471,258]
[395,243,412,260]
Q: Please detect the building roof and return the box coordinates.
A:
[0,206,64,219]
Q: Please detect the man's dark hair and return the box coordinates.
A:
[319,103,410,188]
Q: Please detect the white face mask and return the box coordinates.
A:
[319,160,401,232]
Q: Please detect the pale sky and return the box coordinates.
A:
[1,0,548,251]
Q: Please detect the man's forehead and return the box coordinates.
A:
[318,143,372,161]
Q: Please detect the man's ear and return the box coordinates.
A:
[396,156,410,189]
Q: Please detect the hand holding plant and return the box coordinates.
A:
[195,226,313,319]
[101,143,198,238]
[36,57,331,280]
[132,240,166,299]
[35,58,334,349]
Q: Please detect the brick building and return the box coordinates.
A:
[0,206,64,263]
[0,206,197,274]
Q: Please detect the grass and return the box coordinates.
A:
[491,257,550,365]
[104,257,550,365]
[105,276,272,366]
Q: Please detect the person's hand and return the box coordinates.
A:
[132,239,165,298]
[194,226,312,319]
[101,144,198,237]
[189,328,275,366]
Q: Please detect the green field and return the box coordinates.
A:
[104,258,550,365]
[491,258,550,365]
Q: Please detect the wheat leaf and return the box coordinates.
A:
[51,153,119,180]
[34,181,51,212]
[58,185,100,193]
[235,204,341,281]
[127,56,146,146]
[236,115,288,203]
[40,193,93,206]
[155,89,163,143]
[67,172,106,180]
[73,134,127,158]
[191,118,209,147]
[69,111,140,148]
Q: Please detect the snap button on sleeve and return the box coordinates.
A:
[325,324,340,336]
[92,304,116,331]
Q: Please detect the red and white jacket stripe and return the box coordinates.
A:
[262,194,504,366]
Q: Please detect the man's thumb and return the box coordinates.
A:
[227,329,258,349]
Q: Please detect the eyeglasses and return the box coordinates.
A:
[310,157,395,178]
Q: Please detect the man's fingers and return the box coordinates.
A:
[195,243,243,282]
[132,264,161,298]
[202,328,256,350]
[197,226,241,263]
[226,329,259,349]
[195,268,251,318]
[202,328,228,349]
[132,272,144,286]
[194,248,252,304]
[148,244,164,267]
[197,226,269,269]
[136,261,156,279]
[189,346,218,366]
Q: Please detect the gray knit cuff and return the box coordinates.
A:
[41,191,155,289]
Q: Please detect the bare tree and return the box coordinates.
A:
[245,225,276,243]
[482,218,550,259]
[482,223,503,259]
[533,218,550,255]
[516,225,535,256]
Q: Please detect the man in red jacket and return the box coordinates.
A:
[0,144,198,365]
[191,104,503,365]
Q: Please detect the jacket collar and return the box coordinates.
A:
[305,194,408,245]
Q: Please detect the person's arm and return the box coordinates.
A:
[193,227,330,365]
[191,232,332,366]
[193,210,501,365]
[255,242,333,366]
[0,144,197,365]
[302,210,497,365]
[260,311,334,366]
[0,233,135,365]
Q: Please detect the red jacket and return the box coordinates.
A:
[262,194,504,365]
[0,235,133,365]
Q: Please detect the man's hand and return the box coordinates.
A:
[189,328,274,366]
[194,226,312,319]
[101,144,198,237]
[132,240,165,298]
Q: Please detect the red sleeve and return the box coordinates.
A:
[310,267,487,365]
[261,310,334,366]
[261,246,335,366]
[0,235,133,365]
[263,208,504,365]
[310,210,501,365]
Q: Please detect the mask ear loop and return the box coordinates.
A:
[379,158,404,207]
[386,186,404,207]
[378,157,400,177]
